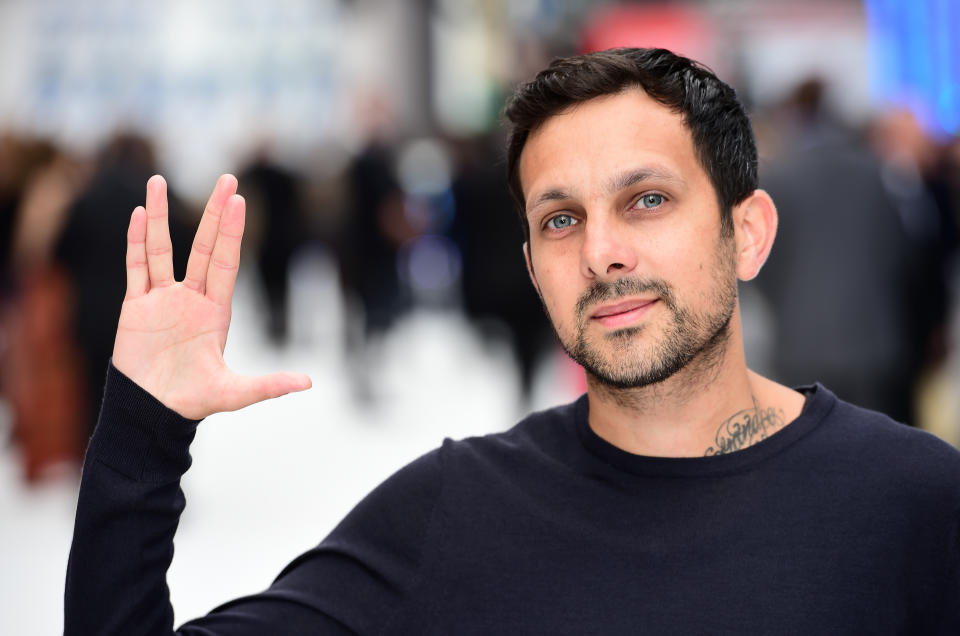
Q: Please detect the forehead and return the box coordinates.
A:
[518,88,707,206]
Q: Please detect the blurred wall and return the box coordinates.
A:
[0,0,435,198]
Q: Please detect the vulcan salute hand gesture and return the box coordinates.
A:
[111,175,311,420]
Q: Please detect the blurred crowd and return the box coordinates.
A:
[0,123,556,482]
[1,74,958,484]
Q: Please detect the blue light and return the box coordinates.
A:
[865,0,960,136]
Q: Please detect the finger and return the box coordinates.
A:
[184,174,238,293]
[205,194,245,306]
[145,175,175,288]
[124,206,149,299]
[219,371,313,413]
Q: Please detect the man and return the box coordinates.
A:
[65,48,960,634]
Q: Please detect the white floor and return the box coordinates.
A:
[0,253,579,635]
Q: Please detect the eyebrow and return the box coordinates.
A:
[526,188,571,214]
[604,167,686,195]
[526,166,686,214]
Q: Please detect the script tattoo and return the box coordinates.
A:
[704,398,785,456]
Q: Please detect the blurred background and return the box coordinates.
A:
[0,0,957,632]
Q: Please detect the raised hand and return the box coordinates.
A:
[111,174,311,420]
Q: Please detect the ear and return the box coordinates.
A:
[732,189,778,281]
[523,241,541,295]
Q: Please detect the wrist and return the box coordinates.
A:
[88,361,202,482]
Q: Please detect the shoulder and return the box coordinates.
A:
[814,387,960,506]
[440,397,584,468]
[347,397,583,506]
[827,392,959,462]
[323,398,583,547]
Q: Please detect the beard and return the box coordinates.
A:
[552,238,738,390]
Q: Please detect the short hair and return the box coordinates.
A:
[503,47,757,241]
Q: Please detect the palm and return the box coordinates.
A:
[112,175,310,420]
[115,283,230,416]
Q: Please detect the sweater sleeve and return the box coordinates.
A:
[64,364,446,635]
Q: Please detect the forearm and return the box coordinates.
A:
[65,363,200,636]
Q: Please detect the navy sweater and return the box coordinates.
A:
[66,364,960,634]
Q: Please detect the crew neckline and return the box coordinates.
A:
[574,384,837,478]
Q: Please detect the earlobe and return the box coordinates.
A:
[733,189,778,281]
[523,242,541,295]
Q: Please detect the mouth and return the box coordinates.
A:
[590,298,659,328]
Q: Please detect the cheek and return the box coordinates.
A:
[645,235,702,281]
[530,240,578,289]
[531,262,579,329]
[649,213,721,278]
[535,265,566,309]
[643,233,721,309]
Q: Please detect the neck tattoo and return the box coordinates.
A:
[704,396,785,456]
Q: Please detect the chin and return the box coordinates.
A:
[568,334,676,389]
[570,315,732,391]
[586,358,687,390]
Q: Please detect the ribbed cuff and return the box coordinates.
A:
[86,361,202,483]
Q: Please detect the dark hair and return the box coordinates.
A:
[503,48,757,241]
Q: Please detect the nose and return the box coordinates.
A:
[580,214,638,280]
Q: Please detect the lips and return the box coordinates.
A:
[590,298,659,328]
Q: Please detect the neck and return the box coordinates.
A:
[585,309,799,458]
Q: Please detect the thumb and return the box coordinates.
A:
[217,371,313,413]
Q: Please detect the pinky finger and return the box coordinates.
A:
[125,206,150,299]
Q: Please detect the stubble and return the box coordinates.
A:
[553,235,739,395]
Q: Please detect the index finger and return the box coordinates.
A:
[184,174,238,293]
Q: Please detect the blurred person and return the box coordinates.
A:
[0,133,26,293]
[2,255,86,481]
[338,134,417,400]
[238,148,307,345]
[53,132,194,439]
[10,144,90,270]
[941,135,960,230]
[342,146,412,331]
[869,109,958,359]
[0,135,62,295]
[756,82,951,424]
[870,119,960,443]
[0,141,89,480]
[66,49,960,633]
[337,92,420,357]
[449,133,553,402]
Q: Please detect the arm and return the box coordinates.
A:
[64,175,312,634]
[64,364,200,635]
[65,363,445,635]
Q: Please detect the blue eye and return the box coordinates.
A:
[636,193,665,209]
[546,214,578,230]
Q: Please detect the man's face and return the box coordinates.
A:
[519,88,739,389]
